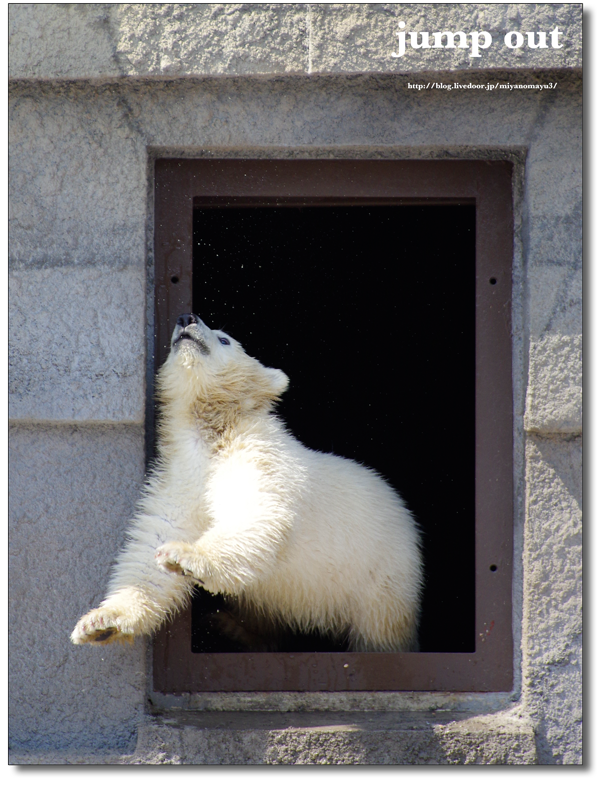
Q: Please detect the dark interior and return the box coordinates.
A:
[190,204,476,653]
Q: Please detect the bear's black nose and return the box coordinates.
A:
[177,313,200,328]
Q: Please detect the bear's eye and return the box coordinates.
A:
[218,337,230,346]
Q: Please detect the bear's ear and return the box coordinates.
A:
[242,366,289,412]
[264,367,289,398]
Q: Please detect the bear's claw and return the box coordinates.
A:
[93,628,117,642]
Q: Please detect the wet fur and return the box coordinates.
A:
[71,317,423,651]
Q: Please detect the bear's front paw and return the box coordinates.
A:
[70,608,134,646]
[155,542,204,584]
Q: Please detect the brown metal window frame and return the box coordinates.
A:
[152,158,514,693]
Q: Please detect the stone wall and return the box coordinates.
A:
[10,3,582,78]
[9,3,582,764]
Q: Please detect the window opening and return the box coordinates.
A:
[190,205,476,655]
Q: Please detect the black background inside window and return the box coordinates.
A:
[191,205,475,653]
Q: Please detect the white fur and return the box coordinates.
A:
[71,317,423,651]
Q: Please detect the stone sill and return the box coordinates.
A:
[10,710,537,765]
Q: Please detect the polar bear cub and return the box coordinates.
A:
[71,314,422,652]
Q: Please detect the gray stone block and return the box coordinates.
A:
[9,266,146,424]
[111,3,309,77]
[9,424,146,754]
[9,3,582,80]
[139,713,536,765]
[523,435,582,763]
[9,2,309,79]
[9,83,148,271]
[524,334,582,434]
[9,3,118,81]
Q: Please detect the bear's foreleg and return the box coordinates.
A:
[71,514,198,645]
[155,522,287,597]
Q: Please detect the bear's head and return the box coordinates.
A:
[157,314,289,422]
